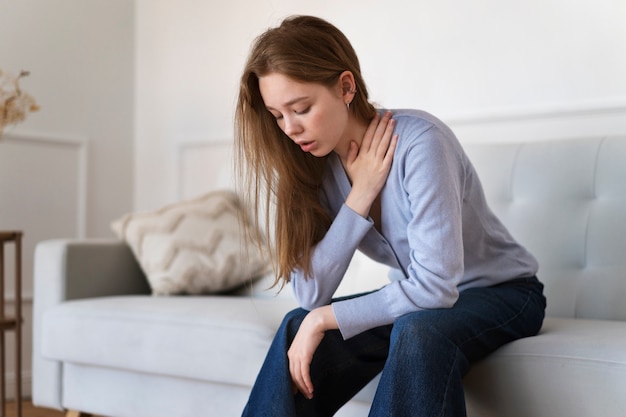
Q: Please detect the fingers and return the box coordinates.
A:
[361,111,394,153]
[374,111,394,151]
[289,354,314,399]
[360,112,380,151]
[384,133,399,163]
[374,115,396,158]
[287,311,326,400]
[300,362,314,398]
[346,140,359,164]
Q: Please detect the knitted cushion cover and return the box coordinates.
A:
[111,190,269,295]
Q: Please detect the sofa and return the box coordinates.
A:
[32,135,626,417]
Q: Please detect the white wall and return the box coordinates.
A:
[0,0,134,398]
[1,0,135,236]
[135,0,626,208]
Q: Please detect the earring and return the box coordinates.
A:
[346,88,356,110]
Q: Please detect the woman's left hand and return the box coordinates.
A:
[343,111,398,218]
[287,305,338,399]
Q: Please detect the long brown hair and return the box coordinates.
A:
[235,15,376,288]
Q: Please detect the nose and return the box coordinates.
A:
[282,115,303,137]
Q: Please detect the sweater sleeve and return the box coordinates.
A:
[332,125,466,339]
[291,204,374,310]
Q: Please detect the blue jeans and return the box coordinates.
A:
[242,276,546,417]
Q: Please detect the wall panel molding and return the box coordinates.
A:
[1,130,88,238]
[445,101,626,143]
[176,139,234,201]
[174,103,626,199]
[173,104,626,200]
[446,100,626,125]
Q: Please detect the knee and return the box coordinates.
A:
[389,311,467,371]
[283,307,309,322]
[393,311,438,336]
[391,311,456,351]
[279,307,309,336]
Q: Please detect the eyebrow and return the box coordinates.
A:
[265,96,309,111]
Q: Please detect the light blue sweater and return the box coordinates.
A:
[291,109,538,339]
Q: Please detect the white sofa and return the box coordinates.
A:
[33,136,626,417]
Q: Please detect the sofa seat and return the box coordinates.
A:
[42,293,626,417]
[42,295,298,387]
[464,317,626,416]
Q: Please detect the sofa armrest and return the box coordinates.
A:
[34,238,151,302]
[32,239,150,409]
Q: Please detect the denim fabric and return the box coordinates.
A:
[242,276,546,417]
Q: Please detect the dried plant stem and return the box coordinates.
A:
[0,68,39,139]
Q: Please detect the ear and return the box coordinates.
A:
[337,71,356,104]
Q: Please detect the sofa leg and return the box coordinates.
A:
[66,411,93,417]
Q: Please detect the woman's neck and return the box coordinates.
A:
[334,115,369,161]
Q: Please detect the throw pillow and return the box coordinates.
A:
[111,190,270,295]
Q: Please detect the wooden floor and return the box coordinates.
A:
[3,400,64,417]
[2,401,60,417]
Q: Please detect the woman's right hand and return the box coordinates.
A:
[343,111,398,218]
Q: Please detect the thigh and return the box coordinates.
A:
[399,276,546,364]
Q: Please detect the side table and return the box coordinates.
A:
[0,232,22,417]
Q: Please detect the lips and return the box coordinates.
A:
[298,141,315,152]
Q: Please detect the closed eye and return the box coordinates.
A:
[266,105,310,122]
[268,110,283,120]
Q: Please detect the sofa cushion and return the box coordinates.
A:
[41,295,298,386]
[42,295,626,412]
[464,137,626,321]
[111,190,270,295]
[464,317,626,417]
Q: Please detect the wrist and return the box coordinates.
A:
[345,190,374,218]
[311,305,339,332]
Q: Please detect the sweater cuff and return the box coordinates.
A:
[332,290,392,339]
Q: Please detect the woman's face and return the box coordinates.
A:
[258,72,353,158]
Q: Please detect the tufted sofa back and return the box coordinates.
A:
[463,137,626,321]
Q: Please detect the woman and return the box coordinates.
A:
[235,15,546,417]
